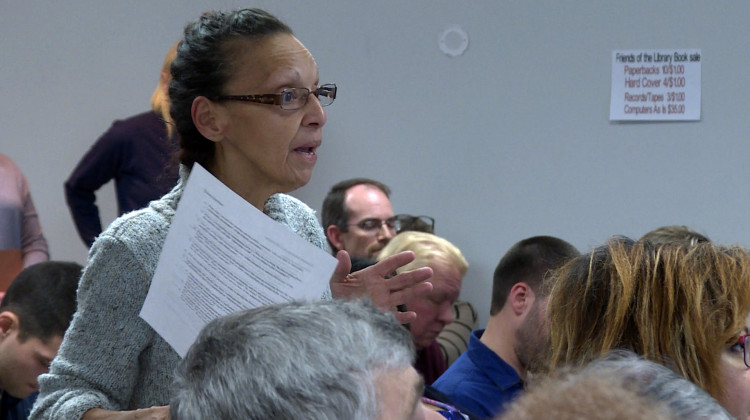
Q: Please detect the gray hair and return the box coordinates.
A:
[503,351,731,420]
[582,351,733,420]
[170,299,414,420]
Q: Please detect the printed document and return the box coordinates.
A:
[140,163,336,357]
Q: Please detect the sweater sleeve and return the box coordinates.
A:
[30,235,158,420]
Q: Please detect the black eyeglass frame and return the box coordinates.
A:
[345,216,397,233]
[215,83,337,110]
[740,334,749,368]
[393,214,435,234]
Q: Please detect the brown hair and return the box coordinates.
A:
[545,237,750,400]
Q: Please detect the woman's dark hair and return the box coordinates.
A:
[169,9,293,169]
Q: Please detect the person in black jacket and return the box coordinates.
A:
[64,42,179,247]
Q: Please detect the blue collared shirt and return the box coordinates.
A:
[432,329,524,419]
[0,390,37,420]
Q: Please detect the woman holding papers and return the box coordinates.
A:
[31,8,431,420]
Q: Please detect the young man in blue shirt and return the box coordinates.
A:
[0,261,81,420]
[432,236,579,419]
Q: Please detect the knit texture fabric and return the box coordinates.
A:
[30,167,329,420]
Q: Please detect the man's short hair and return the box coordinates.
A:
[171,299,415,420]
[0,261,82,342]
[490,236,578,315]
[639,225,710,246]
[321,178,391,249]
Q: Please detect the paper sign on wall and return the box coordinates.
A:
[609,49,701,121]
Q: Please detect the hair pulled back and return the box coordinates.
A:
[169,9,292,169]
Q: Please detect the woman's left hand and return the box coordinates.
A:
[329,250,433,324]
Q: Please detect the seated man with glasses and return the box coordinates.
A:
[322,178,397,262]
[322,179,477,370]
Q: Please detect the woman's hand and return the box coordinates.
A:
[82,406,170,420]
[329,250,433,324]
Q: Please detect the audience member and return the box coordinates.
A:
[64,42,180,247]
[496,354,680,420]
[322,177,395,260]
[545,237,750,419]
[172,299,438,420]
[639,224,710,246]
[0,261,82,420]
[433,235,579,418]
[498,351,732,420]
[0,154,49,292]
[31,9,431,420]
[378,231,468,385]
[323,179,475,366]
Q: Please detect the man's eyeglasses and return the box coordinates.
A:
[215,84,337,110]
[734,334,749,368]
[348,217,397,233]
[394,214,435,234]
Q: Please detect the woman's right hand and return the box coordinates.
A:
[82,406,169,420]
[329,250,433,324]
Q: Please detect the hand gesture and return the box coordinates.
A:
[329,250,433,324]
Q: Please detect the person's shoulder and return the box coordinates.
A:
[104,195,174,243]
[103,111,163,141]
[266,193,317,221]
[3,391,38,420]
[112,110,160,126]
[434,349,498,395]
[266,193,328,251]
[433,353,473,389]
[267,192,313,210]
[431,377,497,419]
[0,153,19,170]
[0,154,25,185]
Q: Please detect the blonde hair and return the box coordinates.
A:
[150,41,179,137]
[545,237,750,400]
[377,231,468,277]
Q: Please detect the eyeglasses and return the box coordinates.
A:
[215,83,337,110]
[735,334,749,368]
[394,214,435,234]
[347,217,397,233]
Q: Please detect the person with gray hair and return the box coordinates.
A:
[171,299,429,420]
[582,351,733,420]
[499,351,732,420]
[638,224,710,246]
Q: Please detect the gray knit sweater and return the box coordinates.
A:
[30,170,329,420]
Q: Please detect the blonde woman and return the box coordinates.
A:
[545,237,750,419]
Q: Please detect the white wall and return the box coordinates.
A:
[3,1,749,327]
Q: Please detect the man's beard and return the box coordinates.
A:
[514,302,551,374]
